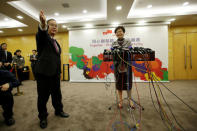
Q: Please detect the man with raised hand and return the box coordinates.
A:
[35,10,69,129]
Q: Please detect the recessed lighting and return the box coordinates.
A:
[17,15,23,19]
[0,30,4,33]
[54,12,60,16]
[168,18,176,21]
[62,25,67,28]
[138,20,146,24]
[147,5,152,9]
[112,22,120,26]
[80,18,93,22]
[83,10,87,13]
[183,2,189,6]
[4,18,9,21]
[116,6,122,10]
[18,29,23,32]
[85,24,93,28]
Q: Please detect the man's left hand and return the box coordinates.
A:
[4,63,10,66]
[1,83,10,91]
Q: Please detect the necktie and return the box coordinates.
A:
[52,39,59,53]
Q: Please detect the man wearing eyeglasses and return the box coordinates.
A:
[35,10,69,129]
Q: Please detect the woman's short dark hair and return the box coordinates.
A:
[15,49,21,53]
[114,26,125,33]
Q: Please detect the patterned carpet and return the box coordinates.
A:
[0,80,197,131]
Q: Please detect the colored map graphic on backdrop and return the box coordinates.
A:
[69,46,168,81]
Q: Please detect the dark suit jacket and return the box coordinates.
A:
[30,54,38,66]
[0,50,12,70]
[35,26,61,76]
[0,50,12,63]
[0,70,19,91]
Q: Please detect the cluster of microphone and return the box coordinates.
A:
[103,47,155,62]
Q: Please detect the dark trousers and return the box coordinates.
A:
[0,91,14,119]
[31,64,36,80]
[36,73,63,120]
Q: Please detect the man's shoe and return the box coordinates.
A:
[40,119,47,129]
[55,111,69,118]
[5,118,15,126]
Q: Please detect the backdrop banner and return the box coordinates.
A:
[69,25,168,82]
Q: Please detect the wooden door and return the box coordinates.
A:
[173,33,188,79]
[187,33,197,79]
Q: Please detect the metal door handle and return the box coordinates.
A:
[190,45,192,69]
[184,45,187,69]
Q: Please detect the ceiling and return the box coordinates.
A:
[0,0,197,37]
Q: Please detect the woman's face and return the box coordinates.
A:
[115,29,124,39]
[16,52,21,56]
